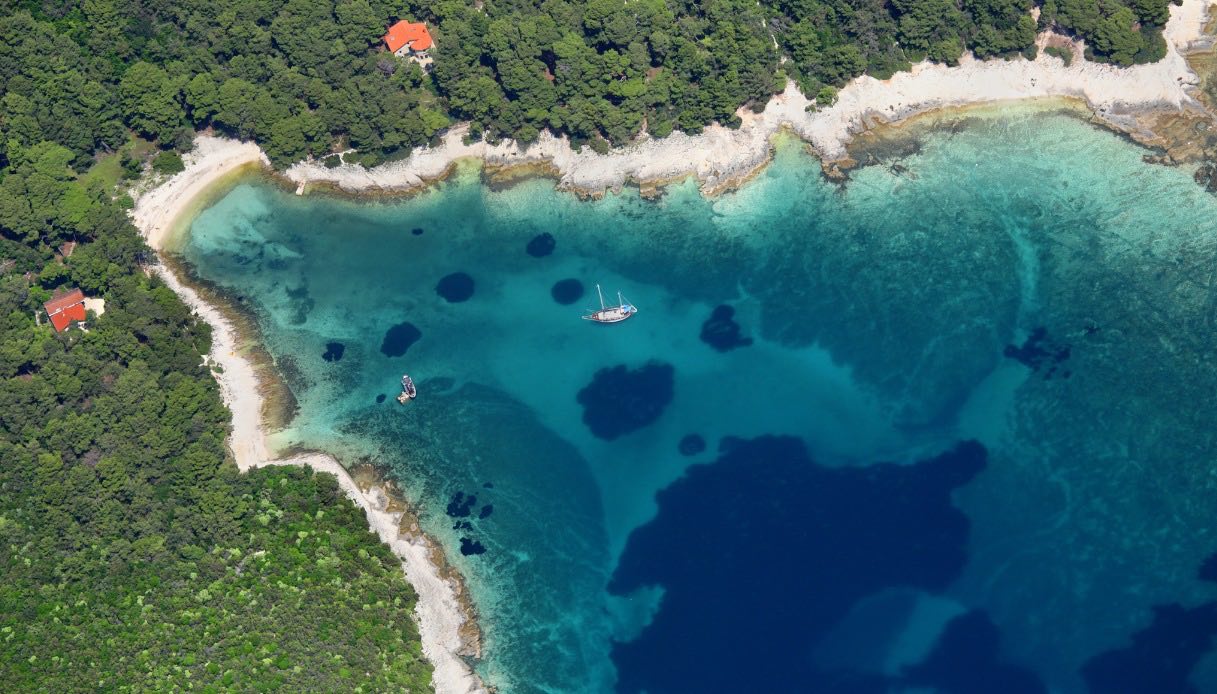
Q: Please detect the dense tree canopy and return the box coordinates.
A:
[0,156,435,688]
[0,6,436,685]
[0,0,1181,167]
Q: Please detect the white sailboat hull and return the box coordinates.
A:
[582,306,636,323]
[582,283,637,323]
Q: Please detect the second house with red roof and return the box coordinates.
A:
[383,21,434,59]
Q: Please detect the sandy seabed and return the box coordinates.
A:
[129,3,1213,691]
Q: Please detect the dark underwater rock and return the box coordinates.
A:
[321,342,345,362]
[551,278,584,305]
[902,610,1047,694]
[1081,602,1217,694]
[446,491,477,518]
[1199,552,1217,583]
[412,227,425,236]
[479,504,494,519]
[460,538,487,556]
[1194,162,1217,194]
[375,393,386,404]
[1004,327,1070,379]
[699,304,753,352]
[678,434,706,456]
[286,285,314,325]
[576,362,675,440]
[380,322,422,357]
[609,436,987,693]
[436,272,475,303]
[526,232,556,257]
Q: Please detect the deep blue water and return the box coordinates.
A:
[181,109,1217,693]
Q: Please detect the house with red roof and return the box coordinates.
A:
[44,288,87,332]
[383,20,434,58]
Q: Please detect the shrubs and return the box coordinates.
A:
[1045,46,1074,66]
[151,151,185,175]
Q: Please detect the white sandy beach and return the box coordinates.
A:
[287,0,1213,196]
[128,4,1213,690]
[130,137,269,250]
[131,144,488,694]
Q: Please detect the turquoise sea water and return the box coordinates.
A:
[182,108,1217,693]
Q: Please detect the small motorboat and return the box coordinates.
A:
[582,284,637,324]
[397,374,417,404]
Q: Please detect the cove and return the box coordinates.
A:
[180,108,1217,693]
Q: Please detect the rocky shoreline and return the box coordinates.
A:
[286,0,1215,199]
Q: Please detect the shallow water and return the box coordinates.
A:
[182,109,1217,693]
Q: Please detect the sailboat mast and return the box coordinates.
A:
[617,291,623,307]
[597,284,606,309]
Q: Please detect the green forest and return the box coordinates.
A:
[0,0,1184,689]
[0,4,435,688]
[1,0,1181,168]
[0,152,434,688]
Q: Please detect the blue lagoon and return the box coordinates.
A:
[180,108,1217,693]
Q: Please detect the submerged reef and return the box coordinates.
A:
[699,305,753,352]
[678,434,706,456]
[526,232,556,257]
[285,284,314,325]
[551,278,585,305]
[380,321,422,357]
[609,436,985,692]
[321,341,345,362]
[448,489,494,556]
[1081,603,1217,693]
[1003,327,1071,379]
[576,362,675,440]
[1198,553,1217,583]
[436,272,476,303]
[460,538,487,556]
[446,491,478,518]
[902,611,1046,694]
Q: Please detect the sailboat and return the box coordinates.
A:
[582,284,637,324]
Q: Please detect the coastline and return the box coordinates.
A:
[130,142,490,694]
[123,5,1217,690]
[286,0,1214,197]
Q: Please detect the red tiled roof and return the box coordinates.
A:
[44,289,85,317]
[49,304,86,332]
[383,20,433,53]
[44,289,87,332]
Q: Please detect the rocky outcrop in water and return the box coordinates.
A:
[436,272,476,303]
[380,321,422,357]
[699,304,753,352]
[576,362,675,440]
